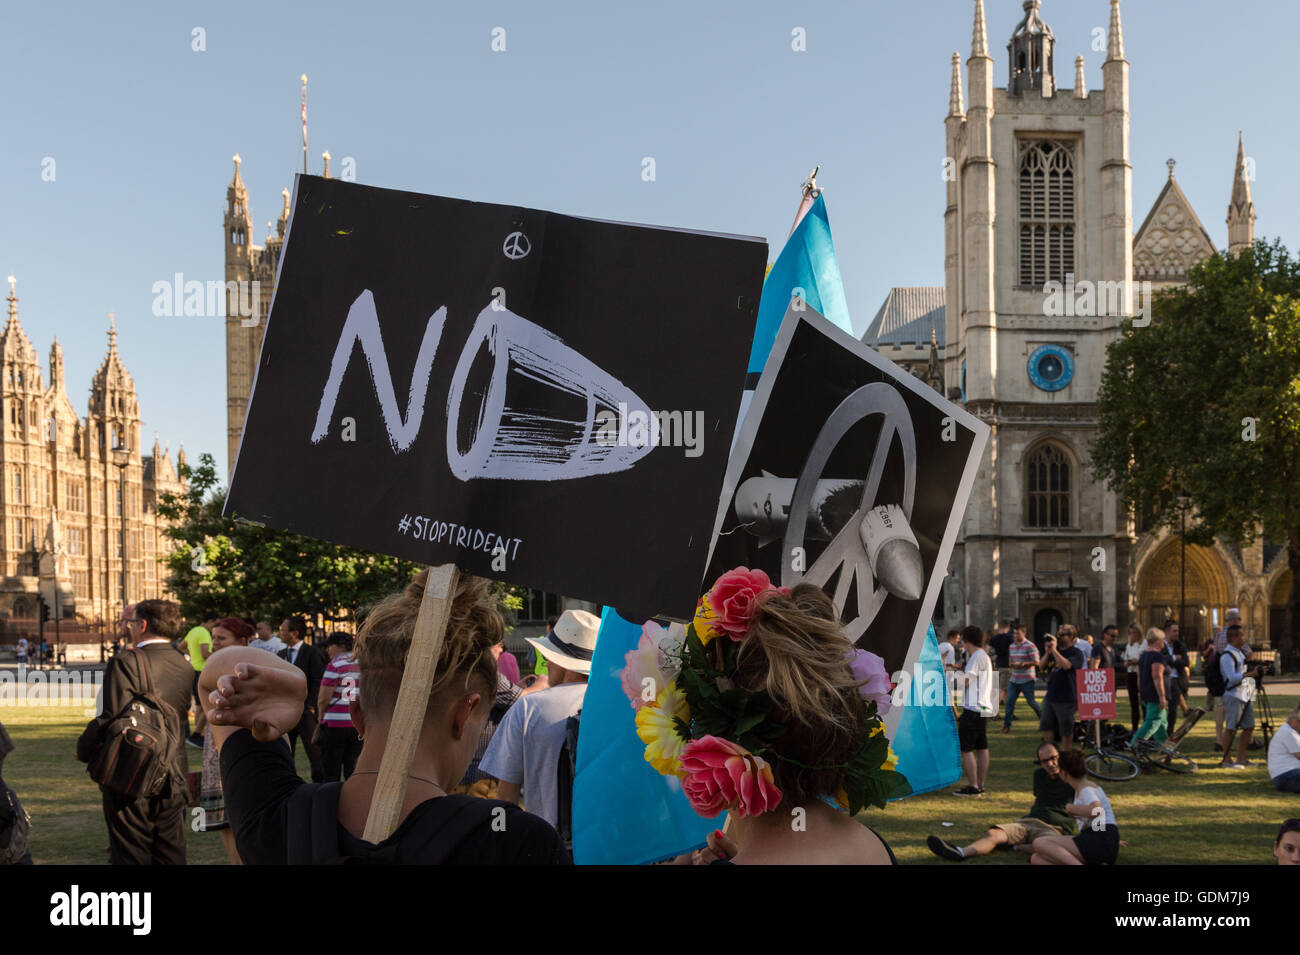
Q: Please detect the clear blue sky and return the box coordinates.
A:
[2,0,1294,479]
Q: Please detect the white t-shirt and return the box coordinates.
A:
[1267,724,1300,780]
[249,635,286,655]
[939,641,956,669]
[1220,646,1256,702]
[1122,642,1143,671]
[962,647,995,715]
[479,681,587,828]
[1074,784,1117,831]
[16,638,27,657]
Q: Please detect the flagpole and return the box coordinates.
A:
[788,165,820,238]
[301,74,308,175]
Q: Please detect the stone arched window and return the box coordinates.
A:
[1026,442,1073,528]
[1019,141,1076,288]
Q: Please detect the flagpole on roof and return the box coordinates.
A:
[788,165,821,238]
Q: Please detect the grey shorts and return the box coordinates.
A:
[1223,695,1255,731]
[1039,701,1076,742]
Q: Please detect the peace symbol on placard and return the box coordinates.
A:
[503,231,531,260]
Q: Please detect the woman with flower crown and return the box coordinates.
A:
[623,567,908,864]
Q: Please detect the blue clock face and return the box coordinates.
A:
[1028,345,1074,391]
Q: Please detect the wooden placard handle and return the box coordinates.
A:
[361,562,459,844]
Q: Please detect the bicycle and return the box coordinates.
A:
[1074,721,1141,782]
[1125,706,1204,774]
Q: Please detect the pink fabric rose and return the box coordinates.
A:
[846,648,892,718]
[680,735,782,818]
[709,567,784,640]
[621,625,667,711]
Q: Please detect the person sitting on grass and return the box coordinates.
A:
[927,742,1074,862]
[1028,748,1119,866]
[200,571,568,865]
[1274,818,1300,865]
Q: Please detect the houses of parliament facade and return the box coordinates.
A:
[0,279,185,629]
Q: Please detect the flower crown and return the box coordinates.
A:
[620,567,910,819]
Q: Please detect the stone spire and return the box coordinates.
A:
[322,149,331,179]
[949,52,965,117]
[1,275,39,371]
[49,337,64,393]
[1227,132,1256,255]
[5,273,16,327]
[277,187,291,238]
[1106,0,1125,63]
[972,0,989,58]
[1074,55,1087,98]
[1007,0,1055,96]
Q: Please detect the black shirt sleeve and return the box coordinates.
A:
[219,729,303,865]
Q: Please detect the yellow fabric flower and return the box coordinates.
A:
[882,747,898,772]
[635,681,691,777]
[693,593,723,645]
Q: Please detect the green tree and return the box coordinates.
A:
[1091,240,1300,662]
[158,453,524,629]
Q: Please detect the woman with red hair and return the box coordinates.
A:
[200,617,253,864]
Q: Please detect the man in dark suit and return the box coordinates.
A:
[277,615,326,782]
[93,600,195,865]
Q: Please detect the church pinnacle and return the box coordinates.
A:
[1106,0,1126,63]
[949,52,965,117]
[1228,132,1256,254]
[972,0,989,59]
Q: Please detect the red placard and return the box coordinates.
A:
[1076,668,1117,720]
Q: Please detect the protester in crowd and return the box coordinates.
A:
[277,615,327,783]
[1090,625,1118,671]
[1077,633,1094,659]
[1276,819,1300,865]
[1002,625,1041,734]
[1162,618,1190,727]
[1267,706,1300,793]
[1040,625,1086,750]
[14,637,27,667]
[480,609,598,828]
[198,617,252,864]
[249,620,285,655]
[1205,609,1251,749]
[1122,622,1144,733]
[1028,748,1119,865]
[953,626,994,796]
[202,571,567,864]
[0,721,31,865]
[1219,624,1264,770]
[78,600,194,865]
[989,621,1013,709]
[939,628,961,671]
[183,611,218,747]
[1135,628,1169,743]
[317,633,362,783]
[928,741,1074,861]
[495,641,522,685]
[678,579,898,865]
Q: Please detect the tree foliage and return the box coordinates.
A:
[1091,240,1300,657]
[157,453,524,628]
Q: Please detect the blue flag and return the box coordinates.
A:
[571,608,723,865]
[890,623,962,796]
[749,192,853,374]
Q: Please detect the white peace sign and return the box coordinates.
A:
[502,231,531,260]
[780,382,917,642]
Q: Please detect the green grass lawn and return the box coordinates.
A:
[2,703,314,865]
[859,692,1300,865]
[4,693,1297,864]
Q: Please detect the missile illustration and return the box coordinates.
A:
[735,472,863,541]
[735,473,924,601]
[858,503,924,601]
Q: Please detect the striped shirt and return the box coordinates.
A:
[1008,639,1039,683]
[319,652,359,726]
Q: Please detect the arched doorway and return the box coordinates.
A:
[1033,607,1063,649]
[11,596,34,619]
[1134,539,1232,646]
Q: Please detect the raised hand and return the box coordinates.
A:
[207,660,307,742]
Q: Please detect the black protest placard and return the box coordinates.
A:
[226,176,766,620]
[703,302,989,675]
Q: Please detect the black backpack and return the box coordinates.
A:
[78,651,183,800]
[1204,645,1228,697]
[554,708,582,848]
